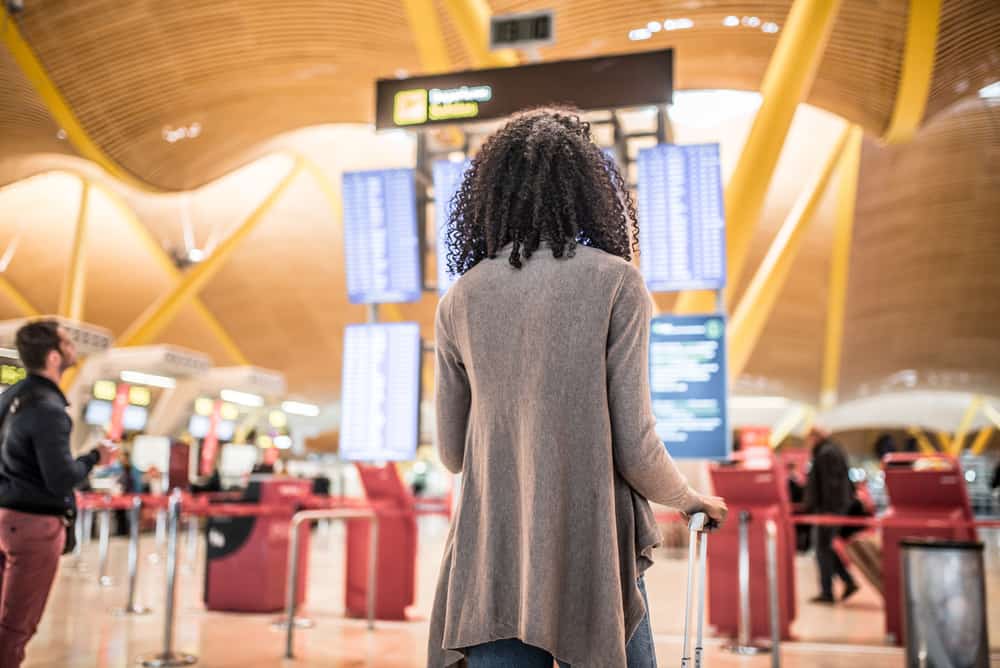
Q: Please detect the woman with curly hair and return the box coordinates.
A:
[428,108,727,667]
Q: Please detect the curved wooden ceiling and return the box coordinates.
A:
[0,0,993,191]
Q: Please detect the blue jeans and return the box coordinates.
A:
[465,578,657,668]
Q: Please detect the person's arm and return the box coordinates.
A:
[606,265,699,510]
[31,404,100,496]
[435,294,471,474]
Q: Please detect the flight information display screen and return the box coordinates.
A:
[432,159,471,295]
[340,322,421,461]
[342,168,422,304]
[637,144,726,292]
[649,314,730,460]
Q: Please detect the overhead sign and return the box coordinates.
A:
[342,168,423,304]
[376,49,673,129]
[638,143,726,292]
[649,314,730,460]
[432,159,471,294]
[490,10,555,50]
[340,323,421,462]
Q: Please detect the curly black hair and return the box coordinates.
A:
[444,107,639,275]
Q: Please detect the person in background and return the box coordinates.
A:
[804,427,859,604]
[0,320,115,666]
[873,433,896,461]
[428,108,727,667]
[114,448,144,535]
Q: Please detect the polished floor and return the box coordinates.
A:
[24,517,1000,667]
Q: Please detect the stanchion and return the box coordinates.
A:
[97,503,114,587]
[115,496,151,616]
[150,507,166,564]
[139,490,197,667]
[67,507,87,573]
[765,519,782,668]
[724,510,769,655]
[82,506,94,551]
[184,515,199,573]
[280,508,379,660]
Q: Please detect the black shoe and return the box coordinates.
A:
[810,594,835,605]
[842,583,860,601]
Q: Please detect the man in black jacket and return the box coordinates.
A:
[0,320,113,667]
[803,427,859,604]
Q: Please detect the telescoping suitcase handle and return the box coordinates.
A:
[681,513,714,668]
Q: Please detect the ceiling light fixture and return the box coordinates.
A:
[723,16,739,27]
[647,21,662,33]
[274,435,293,449]
[762,22,780,33]
[120,370,176,389]
[220,389,264,407]
[0,347,18,359]
[979,81,1000,99]
[628,28,652,41]
[282,400,321,417]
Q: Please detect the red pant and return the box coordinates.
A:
[0,509,65,668]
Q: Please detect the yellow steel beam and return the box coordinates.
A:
[969,426,995,456]
[769,404,811,449]
[675,0,844,315]
[819,125,863,410]
[883,0,942,143]
[77,176,250,365]
[950,395,984,455]
[58,181,90,320]
[118,159,304,347]
[401,0,452,73]
[935,430,951,452]
[0,6,159,193]
[0,275,40,316]
[439,0,519,68]
[906,426,937,454]
[728,125,851,377]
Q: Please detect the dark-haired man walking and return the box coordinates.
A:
[0,320,114,667]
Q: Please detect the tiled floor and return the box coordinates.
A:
[24,517,1000,667]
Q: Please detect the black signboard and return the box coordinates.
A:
[375,49,673,129]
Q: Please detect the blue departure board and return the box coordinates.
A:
[637,144,726,292]
[342,168,422,304]
[340,323,422,461]
[649,314,730,460]
[432,159,471,295]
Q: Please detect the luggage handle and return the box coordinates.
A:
[681,513,712,668]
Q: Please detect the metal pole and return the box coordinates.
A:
[766,519,782,668]
[140,490,197,666]
[185,515,198,566]
[68,506,87,573]
[151,507,166,563]
[97,505,113,586]
[116,496,151,615]
[82,507,94,550]
[725,510,769,655]
[695,530,708,668]
[283,517,302,659]
[681,514,701,668]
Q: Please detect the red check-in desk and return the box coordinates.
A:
[709,452,797,641]
[346,463,418,620]
[204,477,312,612]
[881,453,977,644]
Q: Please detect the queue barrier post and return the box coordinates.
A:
[765,519,782,668]
[97,497,114,587]
[279,508,379,660]
[115,495,151,616]
[139,490,197,667]
[724,510,770,655]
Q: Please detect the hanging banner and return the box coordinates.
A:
[199,400,223,476]
[107,383,131,441]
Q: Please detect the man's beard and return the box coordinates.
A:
[58,352,76,373]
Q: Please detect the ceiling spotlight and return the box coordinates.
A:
[979,81,1000,99]
[762,22,780,34]
[628,28,652,41]
[187,248,205,263]
[647,21,662,33]
[723,16,739,27]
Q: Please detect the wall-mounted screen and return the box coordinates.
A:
[340,322,421,461]
[342,168,422,304]
[638,143,726,292]
[188,414,210,439]
[84,400,114,426]
[122,405,148,432]
[432,159,471,295]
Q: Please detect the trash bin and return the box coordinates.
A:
[901,539,989,668]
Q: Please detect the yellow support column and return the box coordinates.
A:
[950,395,984,455]
[58,181,90,320]
[819,126,863,410]
[906,426,937,454]
[984,403,1000,429]
[0,275,40,317]
[439,0,519,68]
[883,0,943,143]
[728,125,851,378]
[969,426,995,456]
[118,159,303,347]
[675,0,844,315]
[401,0,452,73]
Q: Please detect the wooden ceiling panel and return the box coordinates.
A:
[0,46,72,163]
[842,97,1000,400]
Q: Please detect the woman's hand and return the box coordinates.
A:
[684,494,728,529]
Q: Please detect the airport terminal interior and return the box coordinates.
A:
[0,0,998,666]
